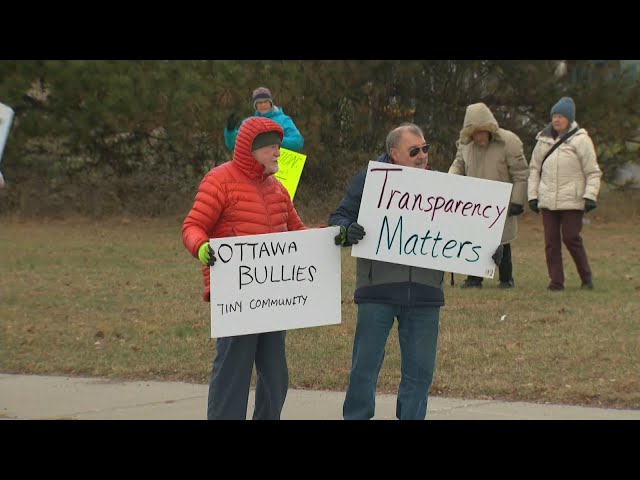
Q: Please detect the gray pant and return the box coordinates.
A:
[207,331,288,420]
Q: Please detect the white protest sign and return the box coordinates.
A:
[0,102,14,187]
[209,227,342,338]
[352,162,512,278]
[0,103,13,161]
[0,102,13,161]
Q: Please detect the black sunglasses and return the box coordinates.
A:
[409,144,431,157]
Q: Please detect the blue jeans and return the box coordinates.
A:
[207,331,288,420]
[343,303,440,420]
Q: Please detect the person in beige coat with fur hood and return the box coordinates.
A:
[449,102,529,289]
[528,96,602,291]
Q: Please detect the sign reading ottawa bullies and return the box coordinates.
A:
[209,227,342,338]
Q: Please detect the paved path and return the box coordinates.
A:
[2,374,638,420]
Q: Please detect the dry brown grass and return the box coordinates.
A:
[1,188,638,409]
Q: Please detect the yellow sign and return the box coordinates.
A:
[274,148,307,200]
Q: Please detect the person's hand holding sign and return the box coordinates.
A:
[334,222,366,246]
[492,245,504,266]
[198,242,217,267]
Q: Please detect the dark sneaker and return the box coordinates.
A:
[547,284,564,291]
[581,281,594,290]
[498,279,514,289]
[461,279,483,289]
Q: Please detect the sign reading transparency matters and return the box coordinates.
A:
[209,227,341,338]
[352,162,513,278]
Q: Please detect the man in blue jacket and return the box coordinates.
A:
[224,87,304,152]
[329,123,503,420]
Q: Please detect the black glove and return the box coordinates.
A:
[492,245,504,266]
[584,198,597,213]
[226,112,240,131]
[347,222,365,244]
[529,199,540,214]
[508,203,524,217]
[334,222,366,245]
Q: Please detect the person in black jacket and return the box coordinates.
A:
[329,123,503,420]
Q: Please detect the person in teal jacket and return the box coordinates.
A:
[224,87,304,152]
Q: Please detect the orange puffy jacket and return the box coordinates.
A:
[182,116,306,302]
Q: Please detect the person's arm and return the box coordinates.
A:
[182,172,226,258]
[278,182,306,231]
[527,140,543,202]
[505,134,529,207]
[223,113,244,151]
[223,127,238,151]
[577,133,602,201]
[280,114,304,151]
[328,170,366,246]
[448,140,466,175]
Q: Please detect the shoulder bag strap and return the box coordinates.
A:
[540,127,579,174]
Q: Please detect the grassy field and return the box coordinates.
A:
[1,192,639,410]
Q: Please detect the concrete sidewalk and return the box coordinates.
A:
[1,373,638,420]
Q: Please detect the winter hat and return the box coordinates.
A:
[251,131,281,151]
[252,87,273,108]
[550,96,575,123]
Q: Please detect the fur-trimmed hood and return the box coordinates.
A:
[459,102,504,145]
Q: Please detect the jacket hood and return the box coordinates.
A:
[459,102,502,145]
[233,116,284,178]
[536,121,581,140]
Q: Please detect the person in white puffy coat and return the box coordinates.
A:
[528,96,602,291]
